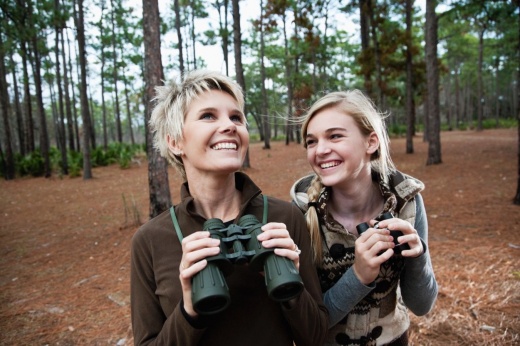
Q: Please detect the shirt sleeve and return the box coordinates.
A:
[399,193,439,316]
[130,226,206,345]
[279,203,329,346]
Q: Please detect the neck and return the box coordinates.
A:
[328,177,383,231]
[187,172,242,221]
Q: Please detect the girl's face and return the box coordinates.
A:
[305,107,378,188]
[170,89,248,178]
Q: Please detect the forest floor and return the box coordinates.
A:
[0,128,519,346]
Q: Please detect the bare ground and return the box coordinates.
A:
[0,128,519,345]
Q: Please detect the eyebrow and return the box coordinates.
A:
[198,107,244,116]
[306,127,347,137]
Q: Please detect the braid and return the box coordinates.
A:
[306,175,324,264]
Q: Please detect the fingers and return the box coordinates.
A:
[376,218,424,258]
[180,231,221,277]
[259,222,301,270]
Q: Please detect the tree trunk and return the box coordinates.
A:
[174,0,184,75]
[66,28,81,151]
[232,0,250,168]
[110,0,122,142]
[425,0,442,165]
[405,0,415,154]
[359,0,372,95]
[477,28,485,131]
[283,10,294,146]
[259,0,270,150]
[55,0,68,175]
[60,26,75,151]
[513,0,520,205]
[9,53,25,156]
[142,0,172,218]
[76,0,93,179]
[0,34,15,180]
[21,41,35,153]
[32,32,52,177]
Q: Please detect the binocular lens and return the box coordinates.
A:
[192,263,231,315]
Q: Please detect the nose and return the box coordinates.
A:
[315,139,331,156]
[220,116,237,134]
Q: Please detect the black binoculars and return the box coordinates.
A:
[356,212,410,255]
[191,214,304,315]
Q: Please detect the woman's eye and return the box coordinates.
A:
[330,133,343,139]
[200,113,214,120]
[306,139,316,147]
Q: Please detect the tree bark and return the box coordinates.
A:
[260,0,270,149]
[425,0,442,165]
[232,0,250,168]
[142,0,172,218]
[173,0,184,75]
[0,33,15,179]
[55,0,68,175]
[76,0,93,179]
[405,0,415,154]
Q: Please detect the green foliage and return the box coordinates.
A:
[68,150,83,178]
[388,124,407,137]
[16,151,45,177]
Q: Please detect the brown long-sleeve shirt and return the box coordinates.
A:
[131,172,328,345]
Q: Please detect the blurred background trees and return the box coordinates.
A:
[0,0,518,210]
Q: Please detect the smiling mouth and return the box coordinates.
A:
[211,142,237,150]
[320,161,341,169]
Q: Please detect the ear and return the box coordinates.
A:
[167,134,183,156]
[366,131,379,155]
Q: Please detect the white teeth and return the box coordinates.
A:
[212,142,237,150]
[321,161,339,169]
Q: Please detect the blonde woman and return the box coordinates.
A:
[291,90,437,345]
[131,70,328,345]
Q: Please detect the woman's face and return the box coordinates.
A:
[304,107,377,188]
[171,89,248,178]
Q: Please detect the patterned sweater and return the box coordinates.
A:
[291,171,438,346]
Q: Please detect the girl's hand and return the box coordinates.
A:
[257,222,301,271]
[375,218,424,258]
[353,224,395,285]
[179,231,222,317]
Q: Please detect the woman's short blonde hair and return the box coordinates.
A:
[149,69,244,180]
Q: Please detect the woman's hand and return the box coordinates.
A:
[375,218,424,258]
[353,224,395,285]
[179,231,222,317]
[257,222,301,271]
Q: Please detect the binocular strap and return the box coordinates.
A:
[169,195,269,243]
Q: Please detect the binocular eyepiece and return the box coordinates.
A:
[191,215,304,315]
[356,212,410,255]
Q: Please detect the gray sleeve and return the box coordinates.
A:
[399,193,439,316]
[323,267,374,327]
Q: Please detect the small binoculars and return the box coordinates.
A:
[356,212,410,255]
[191,214,304,315]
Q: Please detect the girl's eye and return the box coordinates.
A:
[230,114,244,123]
[305,139,316,147]
[330,133,343,139]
